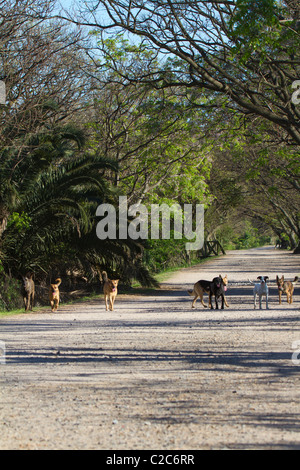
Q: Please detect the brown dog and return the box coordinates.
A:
[22,274,35,311]
[188,274,229,308]
[49,278,62,312]
[276,275,298,304]
[102,271,119,311]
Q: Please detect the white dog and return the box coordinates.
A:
[249,276,269,309]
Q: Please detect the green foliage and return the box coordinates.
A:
[0,260,22,310]
[229,0,282,55]
[7,212,31,232]
[231,0,280,35]
[87,35,212,209]
[217,222,272,251]
[0,121,158,287]
[228,0,299,66]
[143,238,194,273]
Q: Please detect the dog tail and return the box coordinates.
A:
[187,289,195,296]
[248,279,255,285]
[55,278,62,286]
[292,276,299,285]
[102,271,108,282]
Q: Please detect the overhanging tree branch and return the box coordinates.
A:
[58,0,300,145]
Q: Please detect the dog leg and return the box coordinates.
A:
[191,295,199,308]
[104,295,109,311]
[209,293,214,310]
[266,294,269,310]
[200,294,208,308]
[278,290,282,305]
[254,293,257,309]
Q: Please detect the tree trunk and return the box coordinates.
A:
[293,244,300,254]
[0,204,8,237]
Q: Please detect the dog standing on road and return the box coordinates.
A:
[22,274,35,311]
[209,276,226,310]
[49,278,62,312]
[102,271,119,311]
[276,275,298,304]
[249,276,269,309]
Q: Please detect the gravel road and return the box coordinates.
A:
[0,247,300,450]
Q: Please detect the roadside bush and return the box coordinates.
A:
[143,237,200,273]
[0,261,23,311]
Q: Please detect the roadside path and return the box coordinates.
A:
[0,247,299,449]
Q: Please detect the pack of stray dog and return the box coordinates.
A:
[20,269,298,313]
[188,274,299,310]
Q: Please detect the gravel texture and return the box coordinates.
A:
[0,246,300,450]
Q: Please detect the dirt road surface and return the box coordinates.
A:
[0,247,300,450]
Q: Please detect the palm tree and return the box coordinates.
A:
[0,123,158,287]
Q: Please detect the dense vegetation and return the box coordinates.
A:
[0,0,299,309]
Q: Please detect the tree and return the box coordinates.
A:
[1,123,111,271]
[0,122,158,287]
[84,51,211,206]
[0,1,159,296]
[63,0,300,145]
[0,0,90,234]
[62,0,299,251]
[203,119,300,252]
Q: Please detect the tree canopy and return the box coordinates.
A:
[63,0,299,251]
[67,0,300,144]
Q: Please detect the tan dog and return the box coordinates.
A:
[102,271,119,311]
[276,275,298,304]
[188,274,229,308]
[22,274,35,311]
[49,278,62,312]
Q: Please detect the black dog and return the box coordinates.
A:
[209,276,225,310]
